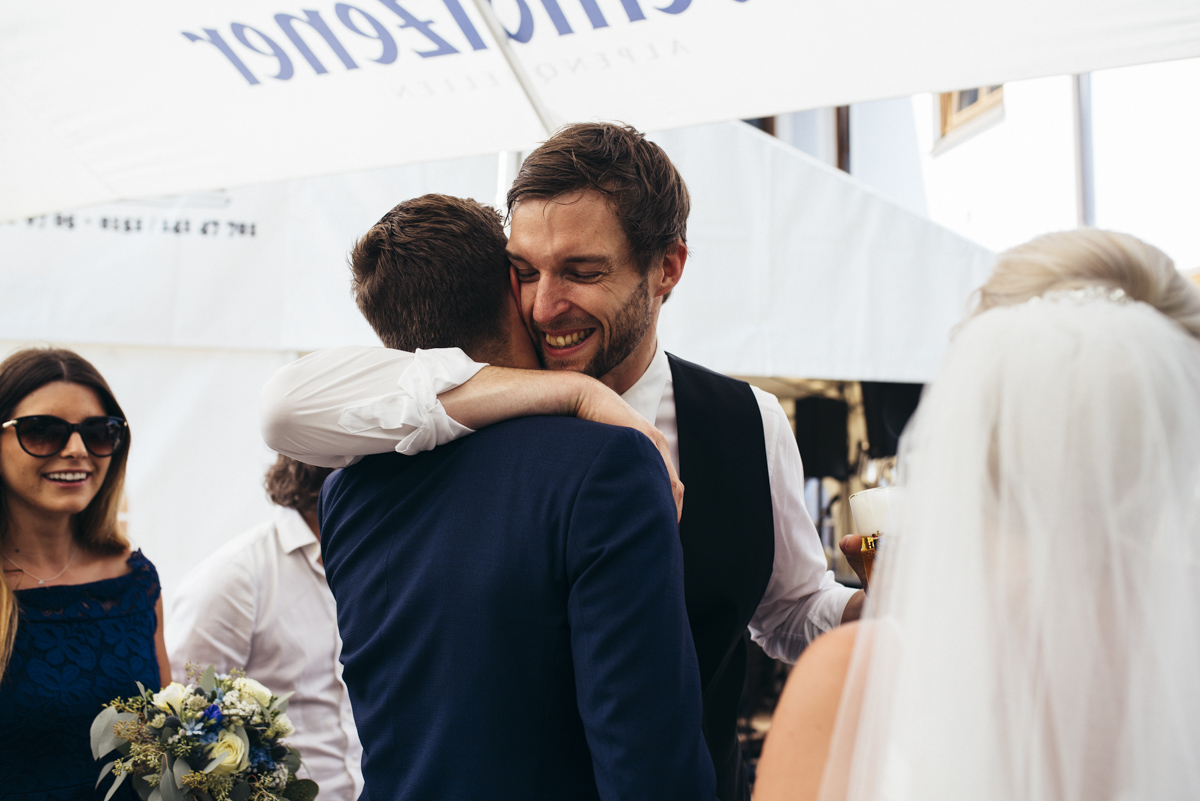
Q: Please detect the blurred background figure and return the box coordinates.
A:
[756,230,1200,801]
[169,454,362,801]
[0,347,168,800]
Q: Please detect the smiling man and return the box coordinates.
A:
[262,123,863,801]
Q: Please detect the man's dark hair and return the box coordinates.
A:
[264,454,332,516]
[506,122,690,274]
[350,194,510,357]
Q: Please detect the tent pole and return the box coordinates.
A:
[468,0,560,137]
[1072,74,1096,228]
[496,151,523,213]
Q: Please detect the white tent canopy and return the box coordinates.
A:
[0,121,990,377]
[3,0,1199,219]
[0,121,991,600]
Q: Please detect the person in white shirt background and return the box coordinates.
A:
[168,455,363,801]
[261,121,862,801]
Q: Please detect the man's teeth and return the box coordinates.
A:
[546,330,589,348]
[46,472,88,482]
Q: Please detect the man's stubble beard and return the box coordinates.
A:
[538,274,654,381]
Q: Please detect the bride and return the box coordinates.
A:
[756,229,1200,801]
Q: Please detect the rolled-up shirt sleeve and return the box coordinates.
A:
[747,388,858,663]
[260,346,487,468]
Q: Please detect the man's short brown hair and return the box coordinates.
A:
[506,122,690,273]
[350,194,510,356]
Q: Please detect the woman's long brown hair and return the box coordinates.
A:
[0,348,131,679]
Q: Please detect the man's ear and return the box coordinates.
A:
[652,241,687,299]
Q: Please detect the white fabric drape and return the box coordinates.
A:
[825,295,1200,801]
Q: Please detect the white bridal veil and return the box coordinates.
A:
[825,290,1200,801]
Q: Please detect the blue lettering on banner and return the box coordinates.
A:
[375,1,460,57]
[274,10,360,73]
[181,0,741,86]
[231,23,295,80]
[335,4,399,64]
[490,0,535,43]
[656,0,691,13]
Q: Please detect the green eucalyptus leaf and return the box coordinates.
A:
[282,779,319,801]
[95,760,117,789]
[102,770,127,801]
[133,775,154,801]
[233,725,250,752]
[91,710,137,760]
[172,757,192,786]
[147,788,163,801]
[90,707,118,759]
[198,665,217,694]
[283,747,302,773]
[229,781,252,801]
[158,764,186,801]
[136,681,148,697]
[203,756,222,775]
[270,690,294,712]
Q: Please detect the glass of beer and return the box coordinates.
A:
[848,486,905,588]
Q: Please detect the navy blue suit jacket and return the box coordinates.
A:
[320,417,715,801]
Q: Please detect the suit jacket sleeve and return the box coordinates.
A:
[565,427,716,801]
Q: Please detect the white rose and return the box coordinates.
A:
[205,729,250,776]
[274,713,296,738]
[234,677,272,707]
[152,682,188,715]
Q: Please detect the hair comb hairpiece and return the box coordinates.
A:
[1029,285,1132,306]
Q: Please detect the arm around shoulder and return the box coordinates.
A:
[259,345,484,465]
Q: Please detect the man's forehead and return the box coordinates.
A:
[509,192,624,240]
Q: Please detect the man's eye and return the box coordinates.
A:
[571,272,602,281]
[514,270,538,282]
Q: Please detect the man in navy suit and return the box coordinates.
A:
[318,194,715,801]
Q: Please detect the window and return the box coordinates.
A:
[939,85,1004,137]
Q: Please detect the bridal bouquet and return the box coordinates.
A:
[90,664,318,801]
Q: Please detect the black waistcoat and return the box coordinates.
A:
[668,354,776,801]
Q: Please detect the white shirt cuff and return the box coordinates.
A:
[337,347,486,456]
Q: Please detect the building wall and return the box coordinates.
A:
[836,58,1200,272]
[910,75,1080,253]
[1091,58,1200,273]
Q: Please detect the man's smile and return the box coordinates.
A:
[541,328,596,353]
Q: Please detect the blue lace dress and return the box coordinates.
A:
[0,550,162,800]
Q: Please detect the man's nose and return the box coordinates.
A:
[60,431,88,458]
[531,277,573,324]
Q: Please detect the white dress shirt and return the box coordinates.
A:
[261,345,857,660]
[167,507,364,801]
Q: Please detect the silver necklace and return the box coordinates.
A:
[3,545,76,585]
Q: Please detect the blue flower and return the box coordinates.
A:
[249,745,271,768]
[201,704,224,724]
[180,720,206,736]
[198,730,219,745]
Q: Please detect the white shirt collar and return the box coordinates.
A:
[620,341,671,424]
[273,505,319,555]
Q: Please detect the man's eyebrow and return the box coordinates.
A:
[563,255,611,266]
[506,252,612,267]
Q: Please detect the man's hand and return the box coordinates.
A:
[439,367,684,520]
[568,379,683,521]
[839,535,873,591]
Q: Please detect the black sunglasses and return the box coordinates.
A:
[1,415,128,458]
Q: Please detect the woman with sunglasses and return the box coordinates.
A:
[0,348,169,800]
